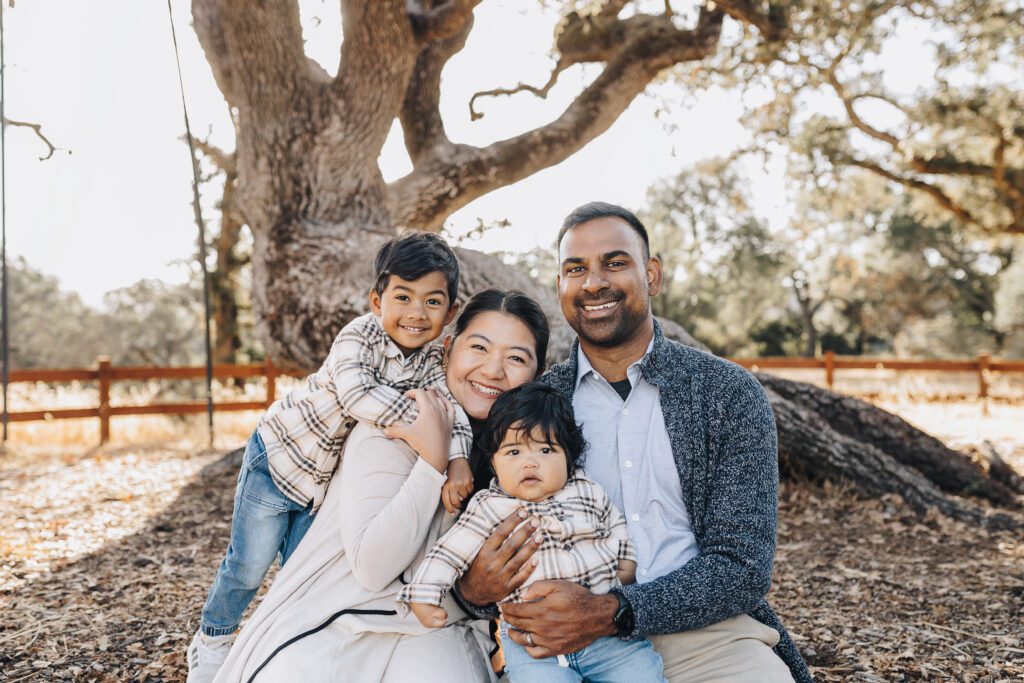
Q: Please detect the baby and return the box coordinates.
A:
[397,382,666,682]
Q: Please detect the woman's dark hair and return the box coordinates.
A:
[452,288,550,373]
[480,382,587,477]
[372,231,460,303]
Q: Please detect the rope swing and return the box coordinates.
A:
[1,0,11,446]
[166,0,216,448]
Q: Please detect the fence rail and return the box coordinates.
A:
[3,352,1022,445]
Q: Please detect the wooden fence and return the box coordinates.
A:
[3,352,1022,445]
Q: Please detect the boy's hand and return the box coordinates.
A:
[441,458,473,514]
[410,602,448,628]
[384,389,453,474]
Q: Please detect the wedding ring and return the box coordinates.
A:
[526,632,535,647]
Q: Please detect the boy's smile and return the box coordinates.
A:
[369,271,458,356]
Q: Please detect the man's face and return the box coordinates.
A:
[557,216,661,348]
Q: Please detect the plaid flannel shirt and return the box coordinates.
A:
[397,471,636,613]
[258,313,472,511]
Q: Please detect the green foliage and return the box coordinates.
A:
[0,259,208,369]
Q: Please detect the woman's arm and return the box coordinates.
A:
[338,425,448,592]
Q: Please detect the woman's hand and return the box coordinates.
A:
[384,389,453,474]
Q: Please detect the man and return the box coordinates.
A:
[454,202,810,682]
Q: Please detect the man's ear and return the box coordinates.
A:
[646,256,663,297]
[442,302,460,327]
[368,288,382,316]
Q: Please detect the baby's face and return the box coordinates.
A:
[491,425,569,502]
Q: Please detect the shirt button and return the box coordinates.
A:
[622,408,630,416]
[641,569,648,576]
[624,460,633,468]
[631,514,639,522]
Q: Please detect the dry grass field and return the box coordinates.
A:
[0,376,1021,682]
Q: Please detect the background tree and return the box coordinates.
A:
[189,0,1023,527]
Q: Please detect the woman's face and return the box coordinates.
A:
[444,311,541,420]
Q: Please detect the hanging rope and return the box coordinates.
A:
[166,0,215,448]
[1,1,10,446]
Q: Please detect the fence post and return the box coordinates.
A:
[97,356,111,445]
[977,353,991,417]
[265,357,277,408]
[824,351,836,390]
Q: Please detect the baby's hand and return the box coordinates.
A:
[410,602,448,628]
[441,458,473,514]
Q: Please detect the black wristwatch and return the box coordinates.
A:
[609,589,634,637]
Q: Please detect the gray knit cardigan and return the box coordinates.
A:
[540,322,811,682]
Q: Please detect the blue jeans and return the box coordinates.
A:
[501,621,667,683]
[199,431,316,636]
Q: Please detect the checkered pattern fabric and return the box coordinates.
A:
[397,472,635,612]
[258,313,471,511]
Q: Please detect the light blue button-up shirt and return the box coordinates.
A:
[573,340,699,583]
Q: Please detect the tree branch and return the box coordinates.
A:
[387,7,730,229]
[2,118,62,161]
[406,0,482,43]
[400,10,473,164]
[192,0,313,114]
[714,0,787,41]
[842,156,1007,232]
[468,58,568,121]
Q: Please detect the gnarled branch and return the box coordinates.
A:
[406,0,482,43]
[400,10,474,164]
[469,58,568,121]
[388,7,732,229]
[2,118,63,161]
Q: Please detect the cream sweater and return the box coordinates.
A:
[213,423,495,683]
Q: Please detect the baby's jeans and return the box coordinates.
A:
[500,621,667,683]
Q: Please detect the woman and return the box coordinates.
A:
[214,289,550,683]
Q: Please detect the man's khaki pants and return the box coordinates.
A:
[649,614,794,683]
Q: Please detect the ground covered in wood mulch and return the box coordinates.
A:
[1,429,1022,682]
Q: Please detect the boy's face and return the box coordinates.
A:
[491,424,569,502]
[369,271,458,356]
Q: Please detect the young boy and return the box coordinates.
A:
[187,232,474,683]
[396,383,666,683]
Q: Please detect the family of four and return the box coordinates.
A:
[185,202,812,682]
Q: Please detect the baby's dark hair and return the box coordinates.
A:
[372,231,460,303]
[481,382,587,476]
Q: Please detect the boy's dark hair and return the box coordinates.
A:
[372,231,460,303]
[481,382,587,478]
[557,201,650,260]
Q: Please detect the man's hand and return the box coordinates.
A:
[456,510,542,606]
[500,580,618,658]
[441,457,473,514]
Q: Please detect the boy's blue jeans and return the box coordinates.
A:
[500,621,667,683]
[199,431,316,636]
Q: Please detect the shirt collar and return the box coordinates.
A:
[574,334,655,390]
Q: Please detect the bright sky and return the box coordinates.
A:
[1,1,930,308]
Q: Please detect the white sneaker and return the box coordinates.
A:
[186,629,236,683]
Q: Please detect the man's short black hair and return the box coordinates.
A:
[557,201,650,260]
[481,382,587,478]
[372,231,460,303]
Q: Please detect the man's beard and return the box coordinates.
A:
[570,293,649,348]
